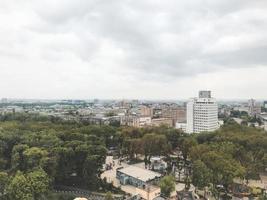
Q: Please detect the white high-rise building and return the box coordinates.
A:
[186,91,219,134]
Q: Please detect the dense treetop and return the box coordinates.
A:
[0,113,266,199]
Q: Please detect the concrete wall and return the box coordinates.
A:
[136,187,161,200]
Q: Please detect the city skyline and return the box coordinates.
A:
[1,0,267,99]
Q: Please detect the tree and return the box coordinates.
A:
[166,129,183,149]
[7,171,33,200]
[159,175,176,197]
[11,144,29,171]
[23,147,48,170]
[27,169,50,199]
[105,191,114,200]
[180,137,197,161]
[143,134,169,164]
[192,160,211,189]
[0,172,9,197]
[7,170,50,200]
[202,151,245,189]
[123,138,142,160]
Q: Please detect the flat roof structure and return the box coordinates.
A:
[117,165,161,182]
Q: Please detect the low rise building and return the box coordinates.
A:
[120,116,151,127]
[136,186,161,200]
[116,166,161,200]
[175,122,187,132]
[151,118,173,127]
[150,157,167,172]
[116,166,161,187]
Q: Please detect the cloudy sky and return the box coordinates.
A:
[0,0,267,100]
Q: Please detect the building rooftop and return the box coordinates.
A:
[117,165,161,182]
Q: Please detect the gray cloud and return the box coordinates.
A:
[0,0,267,98]
[31,0,267,75]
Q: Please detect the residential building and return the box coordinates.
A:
[186,91,219,134]
[161,107,186,125]
[138,116,152,127]
[139,105,153,117]
[120,115,151,127]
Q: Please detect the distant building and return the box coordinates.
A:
[138,116,152,127]
[248,99,261,116]
[120,115,151,127]
[151,118,173,127]
[139,105,153,117]
[1,98,8,104]
[80,116,120,125]
[175,122,187,132]
[259,113,267,131]
[117,100,131,109]
[186,91,219,134]
[264,101,267,109]
[161,107,186,126]
[233,106,249,113]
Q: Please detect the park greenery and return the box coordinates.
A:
[159,175,176,197]
[0,113,117,199]
[230,110,263,126]
[0,113,266,199]
[190,119,267,194]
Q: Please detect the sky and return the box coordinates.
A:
[0,0,267,100]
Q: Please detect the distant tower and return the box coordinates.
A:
[186,91,219,133]
[248,99,256,116]
[248,99,261,116]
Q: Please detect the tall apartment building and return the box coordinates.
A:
[186,91,219,134]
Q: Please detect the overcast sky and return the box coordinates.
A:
[0,0,267,100]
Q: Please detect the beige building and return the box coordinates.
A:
[136,186,161,200]
[121,115,151,127]
[139,105,153,117]
[151,118,173,127]
[161,107,186,126]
